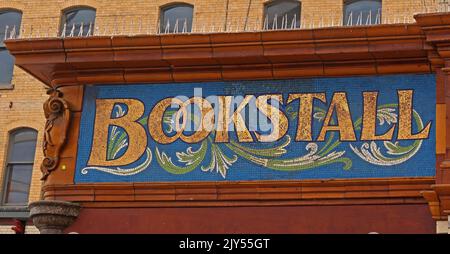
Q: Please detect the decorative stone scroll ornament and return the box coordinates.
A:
[41,88,71,180]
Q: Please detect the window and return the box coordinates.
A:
[343,0,381,26]
[264,0,301,30]
[60,7,96,37]
[2,129,37,206]
[160,4,193,33]
[0,10,22,87]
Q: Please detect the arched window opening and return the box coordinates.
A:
[0,10,22,87]
[264,0,301,30]
[2,128,37,205]
[60,7,96,37]
[343,0,382,26]
[160,4,194,34]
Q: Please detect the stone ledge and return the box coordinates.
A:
[0,206,29,219]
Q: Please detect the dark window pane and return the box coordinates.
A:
[0,10,22,45]
[61,8,96,36]
[5,164,33,204]
[160,5,193,33]
[344,0,382,26]
[0,11,21,86]
[0,49,15,85]
[3,129,36,205]
[265,0,301,30]
[8,129,37,162]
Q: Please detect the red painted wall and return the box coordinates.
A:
[66,204,435,234]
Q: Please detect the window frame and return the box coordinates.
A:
[59,6,97,37]
[263,0,302,30]
[0,48,15,89]
[343,0,382,26]
[159,3,194,34]
[1,128,38,207]
[0,9,22,89]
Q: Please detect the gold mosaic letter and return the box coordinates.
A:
[148,97,184,144]
[317,92,356,141]
[149,97,215,144]
[397,90,431,140]
[255,94,288,142]
[178,97,215,144]
[361,91,395,141]
[215,95,254,143]
[88,99,147,166]
[287,93,326,141]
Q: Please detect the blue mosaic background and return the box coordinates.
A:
[75,74,436,183]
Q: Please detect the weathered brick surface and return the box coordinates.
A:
[0,0,442,233]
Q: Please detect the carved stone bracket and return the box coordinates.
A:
[29,200,81,234]
[41,87,71,180]
[422,184,450,220]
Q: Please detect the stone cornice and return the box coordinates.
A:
[5,24,431,87]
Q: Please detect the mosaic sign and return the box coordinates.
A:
[75,74,436,183]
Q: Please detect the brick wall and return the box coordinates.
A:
[0,0,442,234]
[0,225,39,234]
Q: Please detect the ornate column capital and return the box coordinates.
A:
[41,87,71,180]
[29,200,81,234]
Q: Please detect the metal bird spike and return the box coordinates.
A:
[291,14,296,29]
[21,26,25,39]
[165,20,170,34]
[10,25,17,39]
[272,14,278,30]
[138,19,142,34]
[78,22,84,37]
[4,25,8,40]
[61,23,67,37]
[357,11,362,25]
[87,22,92,36]
[69,23,75,37]
[347,12,353,26]
[366,10,372,25]
[263,15,268,30]
[183,18,187,33]
[122,18,126,35]
[130,19,134,35]
[103,23,108,36]
[113,16,118,35]
[255,17,260,31]
[149,17,154,34]
[376,8,381,24]
[238,17,242,32]
[157,18,161,34]
[173,19,179,33]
